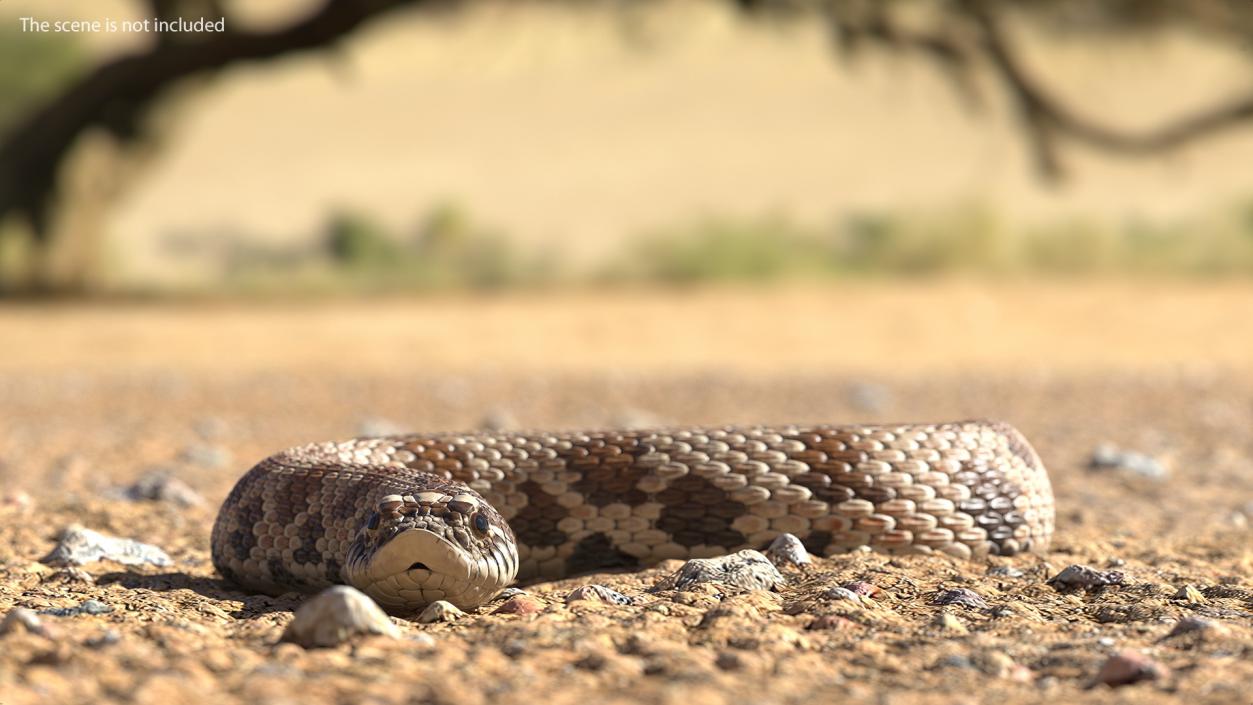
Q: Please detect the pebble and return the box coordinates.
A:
[931,612,968,634]
[1172,584,1206,605]
[495,587,528,600]
[1,490,33,513]
[41,525,172,568]
[934,654,973,670]
[193,416,229,440]
[986,565,1025,579]
[492,595,544,615]
[651,550,785,593]
[0,608,48,637]
[118,470,205,507]
[1088,443,1168,480]
[846,382,892,413]
[357,417,406,437]
[478,408,519,432]
[41,599,113,617]
[181,444,232,469]
[764,533,811,568]
[417,600,465,624]
[566,584,634,606]
[1091,650,1169,687]
[85,630,121,648]
[1163,616,1228,640]
[932,588,989,610]
[1047,564,1125,592]
[842,581,879,597]
[807,615,859,631]
[279,586,400,648]
[822,587,863,602]
[714,651,744,671]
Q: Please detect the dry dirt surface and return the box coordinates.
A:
[1,284,1251,705]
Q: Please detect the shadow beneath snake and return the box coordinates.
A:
[96,571,304,618]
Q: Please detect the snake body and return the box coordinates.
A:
[211,420,1054,610]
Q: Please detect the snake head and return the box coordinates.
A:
[344,489,518,611]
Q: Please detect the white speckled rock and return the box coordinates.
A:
[765,533,811,568]
[652,550,784,593]
[41,524,172,568]
[417,600,465,624]
[280,586,400,648]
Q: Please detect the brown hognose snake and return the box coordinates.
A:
[211,420,1054,611]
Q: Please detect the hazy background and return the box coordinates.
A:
[5,0,1253,298]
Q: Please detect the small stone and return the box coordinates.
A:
[765,533,811,568]
[932,588,989,610]
[842,581,879,597]
[714,651,744,671]
[193,416,229,440]
[181,444,232,468]
[416,600,465,624]
[119,470,204,507]
[979,651,1026,680]
[934,654,974,670]
[986,565,1024,578]
[357,417,406,437]
[0,608,48,637]
[408,633,437,648]
[41,525,172,568]
[40,599,112,617]
[1162,616,1228,640]
[492,595,544,615]
[1091,650,1169,687]
[651,550,784,593]
[566,585,634,605]
[1047,564,1125,592]
[1,490,33,513]
[931,611,968,634]
[610,408,666,430]
[807,615,859,631]
[85,630,121,648]
[280,586,400,648]
[1088,443,1167,480]
[495,587,528,600]
[846,382,892,413]
[822,587,863,603]
[1172,584,1207,605]
[478,408,518,432]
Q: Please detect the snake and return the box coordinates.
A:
[210,419,1054,612]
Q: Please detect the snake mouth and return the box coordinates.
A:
[355,527,517,611]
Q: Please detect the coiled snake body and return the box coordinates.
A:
[211,420,1054,611]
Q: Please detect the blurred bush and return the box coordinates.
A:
[128,197,1253,297]
[223,202,557,295]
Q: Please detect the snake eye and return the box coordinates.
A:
[472,512,489,534]
[366,512,380,531]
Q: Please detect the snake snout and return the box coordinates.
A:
[344,491,520,611]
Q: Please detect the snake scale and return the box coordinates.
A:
[211,420,1054,611]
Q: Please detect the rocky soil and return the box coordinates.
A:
[2,362,1250,705]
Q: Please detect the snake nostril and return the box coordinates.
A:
[407,562,430,572]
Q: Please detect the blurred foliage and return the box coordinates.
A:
[209,197,1253,297]
[0,27,85,136]
[223,202,557,295]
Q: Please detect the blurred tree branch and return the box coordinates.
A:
[5,0,1253,292]
[819,0,1253,179]
[0,0,424,291]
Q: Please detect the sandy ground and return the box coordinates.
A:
[0,283,1251,704]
